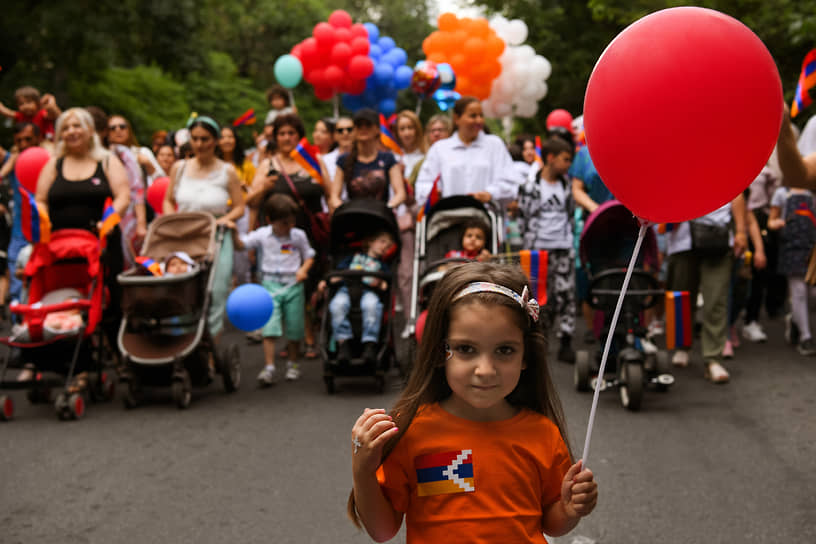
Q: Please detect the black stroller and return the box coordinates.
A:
[116,212,241,409]
[318,199,400,394]
[573,201,674,411]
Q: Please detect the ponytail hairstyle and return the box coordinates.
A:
[347,261,572,527]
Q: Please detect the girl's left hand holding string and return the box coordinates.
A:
[560,460,598,519]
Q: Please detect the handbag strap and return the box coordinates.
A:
[274,156,308,211]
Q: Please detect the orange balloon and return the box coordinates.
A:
[453,30,468,45]
[428,52,447,64]
[471,18,491,38]
[438,12,458,32]
[456,76,471,94]
[486,35,505,57]
[464,37,486,58]
[450,53,467,73]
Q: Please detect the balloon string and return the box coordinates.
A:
[581,221,649,470]
[416,99,423,116]
[333,95,339,120]
[288,90,296,108]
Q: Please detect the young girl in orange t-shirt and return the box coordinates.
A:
[349,262,598,543]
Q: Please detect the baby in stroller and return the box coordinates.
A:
[320,230,395,365]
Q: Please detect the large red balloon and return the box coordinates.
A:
[15,146,50,194]
[583,7,782,223]
[328,9,352,29]
[546,109,573,132]
[147,176,170,215]
[313,22,335,47]
[348,55,374,80]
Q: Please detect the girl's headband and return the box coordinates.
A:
[186,113,220,134]
[452,281,539,322]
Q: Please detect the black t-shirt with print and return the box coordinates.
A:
[337,151,397,203]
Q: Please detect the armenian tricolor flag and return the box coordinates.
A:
[416,174,441,222]
[99,198,120,241]
[135,256,162,276]
[534,135,543,164]
[232,108,257,127]
[415,449,474,496]
[665,291,692,350]
[794,201,816,227]
[379,114,403,155]
[519,250,548,305]
[19,186,50,244]
[289,138,323,184]
[792,49,816,118]
[657,223,675,234]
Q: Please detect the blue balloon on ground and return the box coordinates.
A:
[394,65,414,90]
[364,23,379,43]
[226,284,274,332]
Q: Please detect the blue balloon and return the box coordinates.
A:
[437,63,457,91]
[389,48,407,67]
[433,89,461,112]
[379,98,396,116]
[378,36,395,52]
[394,66,413,90]
[364,23,379,43]
[369,44,382,61]
[374,63,394,86]
[342,94,363,111]
[226,284,274,332]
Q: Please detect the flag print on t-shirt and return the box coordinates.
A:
[415,449,474,496]
[280,243,293,254]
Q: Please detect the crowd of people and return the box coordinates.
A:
[1,82,815,393]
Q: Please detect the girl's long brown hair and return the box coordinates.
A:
[348,262,572,527]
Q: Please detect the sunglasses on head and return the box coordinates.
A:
[335,127,353,134]
[108,123,128,131]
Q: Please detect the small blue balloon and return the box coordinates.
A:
[433,89,461,112]
[374,63,394,86]
[369,44,382,61]
[364,23,379,43]
[379,98,396,116]
[390,48,407,67]
[226,284,274,332]
[394,65,414,90]
[378,36,395,52]
[437,63,457,91]
[342,94,363,111]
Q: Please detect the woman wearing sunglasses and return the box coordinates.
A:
[321,117,354,184]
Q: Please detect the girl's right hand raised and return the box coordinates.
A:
[351,408,399,475]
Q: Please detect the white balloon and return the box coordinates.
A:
[506,19,528,46]
[481,100,497,119]
[495,102,513,118]
[516,45,535,61]
[532,55,552,80]
[515,101,538,118]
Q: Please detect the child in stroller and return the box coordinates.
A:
[117,212,241,409]
[573,201,674,411]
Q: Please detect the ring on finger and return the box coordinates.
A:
[352,435,362,454]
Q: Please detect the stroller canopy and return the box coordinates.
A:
[140,212,216,263]
[329,199,400,258]
[580,200,659,272]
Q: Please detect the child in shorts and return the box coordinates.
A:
[233,194,314,384]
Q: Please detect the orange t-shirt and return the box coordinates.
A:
[376,403,572,543]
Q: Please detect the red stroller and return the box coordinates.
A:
[0,229,115,421]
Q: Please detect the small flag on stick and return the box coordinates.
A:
[379,114,403,155]
[232,108,257,127]
[791,49,816,118]
[19,186,50,244]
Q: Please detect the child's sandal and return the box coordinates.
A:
[304,343,318,359]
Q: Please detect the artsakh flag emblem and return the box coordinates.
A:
[415,449,474,496]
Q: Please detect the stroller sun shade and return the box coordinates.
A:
[580,200,658,273]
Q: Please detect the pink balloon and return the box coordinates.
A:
[584,7,782,223]
[328,9,353,29]
[15,146,50,194]
[350,36,370,56]
[330,42,352,69]
[348,55,374,80]
[147,177,170,215]
[313,22,335,47]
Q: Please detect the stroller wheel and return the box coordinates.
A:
[324,375,335,395]
[55,392,84,420]
[574,350,591,392]
[0,395,14,421]
[619,362,644,411]
[90,371,117,403]
[654,351,672,392]
[122,378,140,410]
[172,373,192,409]
[219,344,241,393]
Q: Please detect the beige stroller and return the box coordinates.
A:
[116,212,240,409]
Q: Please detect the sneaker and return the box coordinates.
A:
[285,361,301,381]
[785,313,800,345]
[246,330,263,343]
[672,350,689,367]
[257,365,277,386]
[336,341,352,364]
[362,342,378,364]
[797,338,816,356]
[722,340,734,359]
[742,321,767,343]
[647,319,664,338]
[557,336,575,364]
[400,324,412,339]
[705,360,730,384]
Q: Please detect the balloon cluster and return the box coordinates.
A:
[422,12,504,100]
[291,10,375,101]
[482,16,551,118]
[410,61,460,111]
[341,23,412,116]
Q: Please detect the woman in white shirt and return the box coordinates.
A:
[414,96,521,207]
[321,117,354,184]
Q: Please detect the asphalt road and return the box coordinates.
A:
[1,314,814,544]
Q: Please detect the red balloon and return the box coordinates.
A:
[584,7,782,223]
[314,86,334,101]
[330,42,352,69]
[324,65,344,89]
[334,27,352,44]
[346,78,367,96]
[306,68,326,88]
[300,38,319,64]
[328,9,352,29]
[348,55,375,80]
[350,23,369,39]
[147,176,170,215]
[15,146,50,194]
[350,36,370,56]
[546,109,573,132]
[313,22,335,47]
[291,44,302,59]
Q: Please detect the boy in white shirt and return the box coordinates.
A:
[232,194,315,384]
[517,136,576,362]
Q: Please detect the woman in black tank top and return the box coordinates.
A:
[48,158,114,231]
